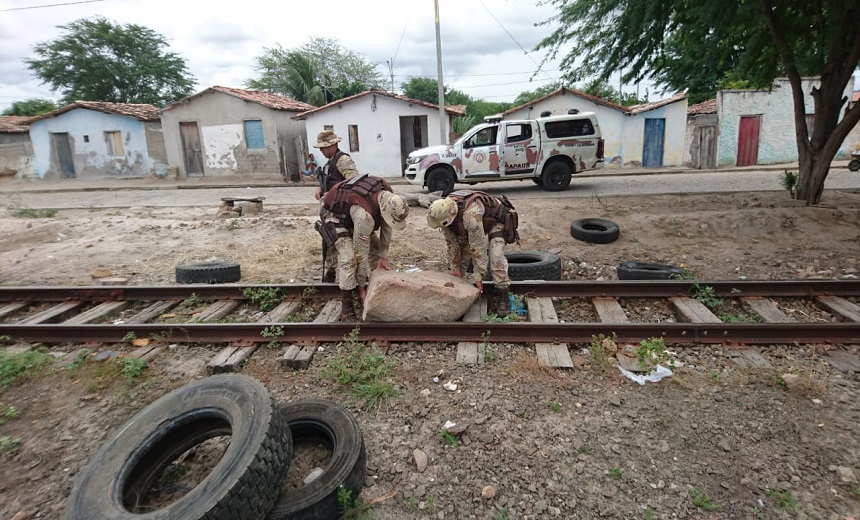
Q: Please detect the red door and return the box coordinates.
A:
[736,116,761,167]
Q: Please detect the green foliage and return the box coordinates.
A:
[781,169,798,198]
[579,444,591,454]
[400,77,469,106]
[636,337,671,372]
[2,98,58,116]
[337,484,373,519]
[610,466,623,479]
[0,435,21,453]
[116,357,147,383]
[580,79,647,106]
[688,487,720,511]
[226,219,239,231]
[0,349,53,393]
[643,508,656,520]
[248,37,382,105]
[548,400,562,413]
[261,325,285,349]
[588,332,616,370]
[493,507,509,520]
[65,349,91,371]
[122,331,137,342]
[12,208,57,218]
[513,82,561,106]
[0,405,21,426]
[244,286,284,312]
[325,328,397,411]
[438,430,458,448]
[765,488,798,510]
[26,16,195,106]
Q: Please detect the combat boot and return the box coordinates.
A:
[484,285,496,317]
[351,287,363,321]
[323,268,337,283]
[494,288,510,318]
[341,290,357,321]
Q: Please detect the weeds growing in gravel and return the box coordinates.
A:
[12,207,57,218]
[243,285,284,311]
[643,507,656,519]
[688,486,720,511]
[0,435,21,453]
[325,328,397,411]
[780,169,798,198]
[765,488,798,510]
[261,325,284,349]
[337,485,373,519]
[0,405,21,426]
[588,333,616,370]
[438,430,458,448]
[636,337,672,372]
[117,357,147,383]
[492,507,509,520]
[610,466,623,479]
[548,400,562,413]
[0,348,54,393]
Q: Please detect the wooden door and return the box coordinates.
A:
[179,122,204,175]
[691,125,717,169]
[50,132,75,178]
[736,116,761,166]
[642,118,665,167]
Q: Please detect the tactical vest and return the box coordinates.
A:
[322,150,350,193]
[448,190,519,244]
[323,175,392,229]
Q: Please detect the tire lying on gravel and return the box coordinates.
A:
[570,218,620,244]
[617,261,686,280]
[65,374,293,520]
[482,250,562,281]
[267,399,366,520]
[175,260,241,284]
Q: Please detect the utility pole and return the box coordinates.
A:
[386,59,395,93]
[434,0,447,144]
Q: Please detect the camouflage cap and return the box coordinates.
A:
[426,197,458,229]
[378,191,409,231]
[313,130,342,149]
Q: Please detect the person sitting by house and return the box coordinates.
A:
[301,153,318,184]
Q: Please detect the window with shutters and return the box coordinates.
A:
[243,120,265,149]
[104,131,124,155]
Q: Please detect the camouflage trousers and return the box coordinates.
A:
[456,234,510,289]
[328,227,381,290]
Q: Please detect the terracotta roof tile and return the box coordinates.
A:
[28,101,160,123]
[161,86,315,113]
[687,99,717,115]
[0,116,32,133]
[294,89,466,119]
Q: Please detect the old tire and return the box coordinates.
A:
[268,399,366,520]
[482,250,562,281]
[617,261,686,280]
[541,162,572,191]
[176,261,241,284]
[65,374,293,520]
[849,159,860,172]
[426,168,455,196]
[570,218,620,244]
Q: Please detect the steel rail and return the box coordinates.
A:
[1,322,859,346]
[1,279,859,302]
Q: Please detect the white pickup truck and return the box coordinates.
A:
[404,111,605,194]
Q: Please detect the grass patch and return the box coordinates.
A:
[0,348,54,393]
[337,484,373,519]
[243,285,284,312]
[12,207,57,218]
[0,405,21,426]
[765,488,798,510]
[588,332,616,370]
[0,435,21,453]
[438,430,458,448]
[548,400,562,413]
[324,328,397,411]
[688,486,720,511]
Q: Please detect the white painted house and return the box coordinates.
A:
[502,88,688,168]
[294,90,464,178]
[717,77,857,166]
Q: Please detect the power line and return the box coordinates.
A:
[0,0,104,12]
[476,0,555,83]
[393,70,561,78]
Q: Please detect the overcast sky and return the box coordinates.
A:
[0,0,660,112]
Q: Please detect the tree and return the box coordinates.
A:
[2,98,58,116]
[248,37,382,105]
[25,16,195,107]
[400,77,471,106]
[536,0,860,205]
[513,82,561,106]
[580,79,647,107]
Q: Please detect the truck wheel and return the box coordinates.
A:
[849,159,860,172]
[65,374,293,520]
[541,162,572,191]
[426,169,455,196]
[267,399,366,520]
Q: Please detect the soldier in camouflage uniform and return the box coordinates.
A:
[313,130,362,283]
[427,190,513,317]
[320,175,409,321]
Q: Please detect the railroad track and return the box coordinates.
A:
[2,281,859,350]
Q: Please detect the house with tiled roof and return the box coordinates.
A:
[684,99,718,169]
[501,87,688,168]
[27,101,167,179]
[160,86,315,179]
[293,89,466,178]
[0,116,34,178]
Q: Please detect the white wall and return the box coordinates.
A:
[303,94,448,178]
[717,77,856,166]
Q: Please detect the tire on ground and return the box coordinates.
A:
[267,399,366,520]
[482,250,562,281]
[65,374,293,520]
[176,261,241,284]
[426,168,455,196]
[617,261,686,280]
[570,218,620,244]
